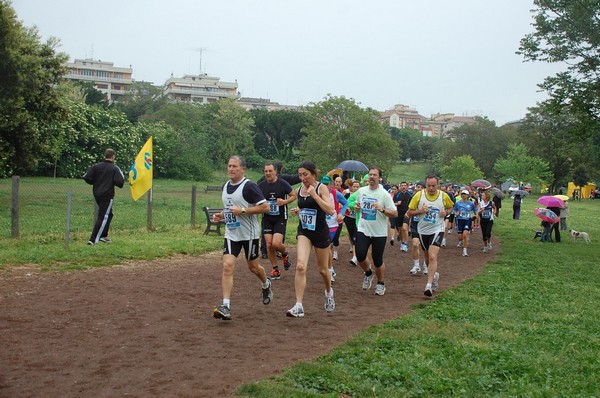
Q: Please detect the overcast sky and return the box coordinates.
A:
[13,0,565,125]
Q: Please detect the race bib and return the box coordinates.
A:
[481,209,492,219]
[423,207,440,224]
[223,208,240,229]
[299,208,317,231]
[459,210,471,219]
[267,199,280,216]
[360,196,377,221]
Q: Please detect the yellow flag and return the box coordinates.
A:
[129,136,153,201]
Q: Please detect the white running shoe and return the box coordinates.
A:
[286,303,305,318]
[422,263,428,275]
[483,246,488,253]
[441,238,446,247]
[409,263,421,275]
[448,229,453,234]
[374,284,386,296]
[457,240,463,248]
[332,250,338,260]
[424,283,433,297]
[432,272,440,291]
[362,272,375,290]
[488,243,492,250]
[330,268,336,282]
[324,289,335,312]
[400,242,408,252]
[349,256,357,266]
[462,248,468,257]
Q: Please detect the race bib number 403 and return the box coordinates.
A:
[299,208,318,231]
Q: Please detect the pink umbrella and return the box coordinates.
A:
[471,179,491,189]
[534,208,559,224]
[537,196,564,208]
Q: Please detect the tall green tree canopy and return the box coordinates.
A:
[300,95,399,172]
[440,155,484,185]
[251,108,306,163]
[518,0,600,122]
[0,1,68,176]
[493,143,552,186]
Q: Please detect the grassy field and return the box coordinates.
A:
[236,197,600,397]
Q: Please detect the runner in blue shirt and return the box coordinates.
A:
[453,189,478,257]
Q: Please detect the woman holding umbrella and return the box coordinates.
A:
[513,194,522,220]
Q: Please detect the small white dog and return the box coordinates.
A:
[569,229,590,244]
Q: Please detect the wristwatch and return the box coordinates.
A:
[241,208,246,214]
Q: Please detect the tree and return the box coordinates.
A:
[572,165,589,195]
[0,1,69,176]
[518,1,600,123]
[441,117,518,180]
[300,95,399,172]
[440,155,484,185]
[114,81,167,123]
[493,143,552,187]
[251,108,306,163]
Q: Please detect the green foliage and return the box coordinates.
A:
[114,81,168,123]
[518,0,600,122]
[389,127,442,163]
[572,165,589,189]
[441,118,518,180]
[300,95,399,172]
[441,155,484,184]
[494,143,551,185]
[209,98,257,164]
[0,1,69,176]
[35,100,144,178]
[251,108,306,163]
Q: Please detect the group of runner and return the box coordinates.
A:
[212,156,496,320]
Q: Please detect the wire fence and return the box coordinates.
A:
[0,176,225,242]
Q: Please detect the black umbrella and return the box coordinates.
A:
[491,187,505,199]
[336,160,369,172]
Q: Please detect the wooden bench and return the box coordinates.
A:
[203,207,225,236]
[205,185,222,192]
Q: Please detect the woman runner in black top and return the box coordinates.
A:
[286,161,335,318]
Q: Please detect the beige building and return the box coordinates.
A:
[163,74,239,103]
[380,104,424,131]
[64,58,133,102]
[431,113,478,137]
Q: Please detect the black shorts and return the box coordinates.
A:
[389,217,398,229]
[417,231,444,251]
[445,213,455,223]
[262,217,287,236]
[223,238,260,260]
[397,210,408,226]
[456,219,472,234]
[297,226,331,249]
[355,232,387,268]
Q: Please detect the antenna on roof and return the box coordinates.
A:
[191,47,209,76]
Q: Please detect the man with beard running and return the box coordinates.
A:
[349,167,397,296]
[258,162,297,280]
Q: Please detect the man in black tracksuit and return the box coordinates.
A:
[84,148,125,245]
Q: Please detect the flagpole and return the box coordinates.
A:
[147,187,153,231]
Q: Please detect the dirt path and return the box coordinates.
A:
[0,232,494,397]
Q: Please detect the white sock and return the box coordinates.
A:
[223,298,230,308]
[262,279,270,289]
[325,288,334,298]
[425,283,432,289]
[414,260,420,266]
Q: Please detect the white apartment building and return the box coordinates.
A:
[64,58,133,102]
[163,74,239,103]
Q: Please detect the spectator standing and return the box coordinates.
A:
[83,148,125,245]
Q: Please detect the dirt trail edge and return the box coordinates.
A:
[1,233,494,398]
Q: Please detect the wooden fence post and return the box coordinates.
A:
[191,185,197,227]
[11,175,19,238]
